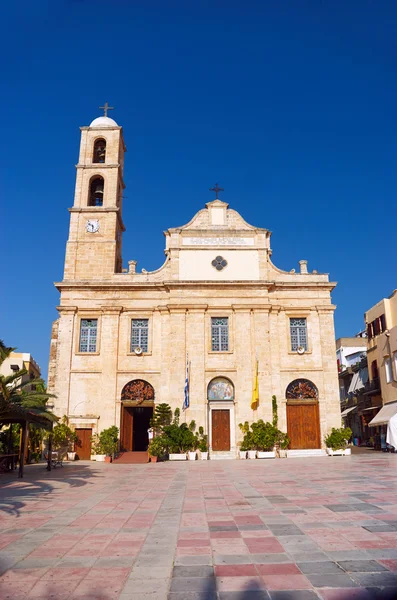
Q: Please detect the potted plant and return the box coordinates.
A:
[238,441,247,459]
[276,431,290,458]
[148,436,166,462]
[239,421,256,459]
[163,410,196,460]
[252,420,277,459]
[91,434,105,461]
[99,426,119,463]
[52,417,78,460]
[325,427,352,456]
[197,427,208,460]
[188,420,197,460]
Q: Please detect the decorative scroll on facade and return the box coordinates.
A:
[121,379,154,404]
[208,377,234,401]
[286,379,318,400]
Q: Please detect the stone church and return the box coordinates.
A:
[48,110,341,459]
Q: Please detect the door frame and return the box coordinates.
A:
[120,401,154,451]
[286,400,321,449]
[208,401,235,453]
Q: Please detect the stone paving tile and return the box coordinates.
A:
[3,453,397,598]
[297,561,344,574]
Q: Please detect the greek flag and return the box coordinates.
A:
[183,354,189,410]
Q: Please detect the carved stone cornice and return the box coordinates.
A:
[57,305,77,315]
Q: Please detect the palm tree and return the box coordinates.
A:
[0,341,57,425]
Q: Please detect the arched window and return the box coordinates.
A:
[93,138,106,163]
[207,377,234,401]
[286,379,318,400]
[121,379,155,404]
[89,176,104,207]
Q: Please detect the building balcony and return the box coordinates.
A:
[362,377,381,396]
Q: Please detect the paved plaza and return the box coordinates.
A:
[1,452,397,599]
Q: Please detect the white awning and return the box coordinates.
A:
[361,406,379,412]
[341,406,357,417]
[369,402,397,426]
[347,372,359,395]
[348,368,368,395]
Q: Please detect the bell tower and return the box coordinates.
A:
[63,104,126,280]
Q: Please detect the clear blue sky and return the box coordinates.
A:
[2,0,396,380]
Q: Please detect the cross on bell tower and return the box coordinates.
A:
[99,101,114,117]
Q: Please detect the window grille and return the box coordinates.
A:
[211,317,229,351]
[131,319,149,352]
[290,318,308,352]
[79,319,98,353]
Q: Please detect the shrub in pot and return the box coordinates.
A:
[275,430,290,458]
[52,417,78,460]
[324,427,352,456]
[99,426,119,462]
[239,422,256,458]
[90,434,104,461]
[251,420,277,458]
[148,436,166,462]
[197,426,208,460]
[163,410,197,460]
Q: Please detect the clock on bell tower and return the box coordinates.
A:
[63,104,126,280]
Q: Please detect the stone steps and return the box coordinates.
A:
[210,450,236,460]
[113,451,149,464]
[287,449,327,458]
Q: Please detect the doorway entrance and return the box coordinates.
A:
[74,428,92,460]
[121,406,153,451]
[211,409,231,451]
[286,403,321,449]
[285,378,321,450]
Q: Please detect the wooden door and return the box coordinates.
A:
[121,407,133,451]
[212,409,230,451]
[286,403,320,449]
[74,428,92,460]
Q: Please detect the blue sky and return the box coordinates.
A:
[2,0,396,380]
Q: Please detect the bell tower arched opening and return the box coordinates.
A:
[89,176,104,207]
[93,138,106,163]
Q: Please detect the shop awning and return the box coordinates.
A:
[361,406,379,412]
[341,406,357,417]
[348,368,368,395]
[369,402,397,426]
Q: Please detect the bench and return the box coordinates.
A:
[0,454,18,473]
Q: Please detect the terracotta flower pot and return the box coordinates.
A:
[104,456,112,463]
[150,456,158,463]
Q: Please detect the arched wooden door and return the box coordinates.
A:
[286,379,321,449]
[286,403,320,449]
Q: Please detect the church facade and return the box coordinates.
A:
[48,112,341,459]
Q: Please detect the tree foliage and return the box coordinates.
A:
[0,341,57,427]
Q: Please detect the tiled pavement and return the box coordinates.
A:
[2,453,397,598]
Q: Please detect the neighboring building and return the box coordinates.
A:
[336,335,369,442]
[365,290,397,446]
[0,352,41,391]
[47,111,342,459]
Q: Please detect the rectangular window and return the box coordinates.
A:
[380,314,387,333]
[79,319,98,353]
[290,318,308,352]
[131,319,149,353]
[385,357,392,383]
[211,317,229,351]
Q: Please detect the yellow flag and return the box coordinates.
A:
[251,359,259,410]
